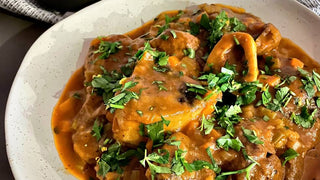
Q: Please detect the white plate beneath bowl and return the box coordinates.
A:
[5,0,320,179]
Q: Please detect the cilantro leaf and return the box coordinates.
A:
[94,41,122,59]
[206,148,221,173]
[264,86,294,112]
[144,116,170,147]
[189,21,200,35]
[106,85,139,113]
[98,143,136,176]
[216,161,257,180]
[298,68,319,97]
[186,83,207,95]
[183,48,195,58]
[72,93,81,99]
[216,134,244,151]
[171,149,186,175]
[152,81,168,91]
[262,86,272,106]
[200,115,215,135]
[156,11,184,36]
[290,105,317,128]
[92,119,103,141]
[139,149,171,180]
[242,127,264,145]
[215,105,241,137]
[236,81,261,105]
[200,11,246,49]
[316,98,320,108]
[225,105,242,117]
[281,148,299,166]
[88,67,123,107]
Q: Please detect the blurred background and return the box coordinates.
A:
[0,0,319,179]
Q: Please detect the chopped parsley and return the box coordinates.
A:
[316,98,320,108]
[189,21,200,35]
[298,68,320,97]
[216,134,244,152]
[156,11,184,36]
[186,83,207,95]
[170,30,177,38]
[92,118,103,141]
[242,127,264,145]
[171,148,220,176]
[236,81,262,106]
[262,115,270,122]
[261,86,272,106]
[136,110,143,116]
[160,34,169,40]
[215,105,242,137]
[140,149,171,179]
[142,116,171,148]
[233,36,240,45]
[105,81,139,113]
[264,56,274,75]
[206,148,221,173]
[215,161,258,180]
[94,41,122,59]
[137,42,169,67]
[200,11,246,49]
[72,92,81,99]
[262,86,295,112]
[97,142,137,176]
[183,48,195,58]
[152,80,168,91]
[200,115,215,135]
[290,105,317,128]
[281,148,299,166]
[88,67,123,108]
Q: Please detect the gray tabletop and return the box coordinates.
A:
[0,8,51,179]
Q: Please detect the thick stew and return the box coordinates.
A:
[52,3,320,180]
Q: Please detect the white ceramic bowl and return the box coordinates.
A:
[5,0,320,179]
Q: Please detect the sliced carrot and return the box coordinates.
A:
[168,56,180,67]
[201,91,222,116]
[258,75,281,87]
[200,141,214,150]
[290,58,304,69]
[205,175,214,180]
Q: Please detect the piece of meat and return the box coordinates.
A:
[150,30,200,59]
[248,155,285,180]
[112,52,222,146]
[84,34,144,83]
[72,93,107,163]
[255,23,281,55]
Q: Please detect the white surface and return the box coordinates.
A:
[5,0,320,179]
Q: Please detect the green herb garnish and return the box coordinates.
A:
[92,118,103,141]
[216,134,244,152]
[242,127,264,145]
[94,41,122,59]
[281,148,299,166]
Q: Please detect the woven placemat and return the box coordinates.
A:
[0,0,319,24]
